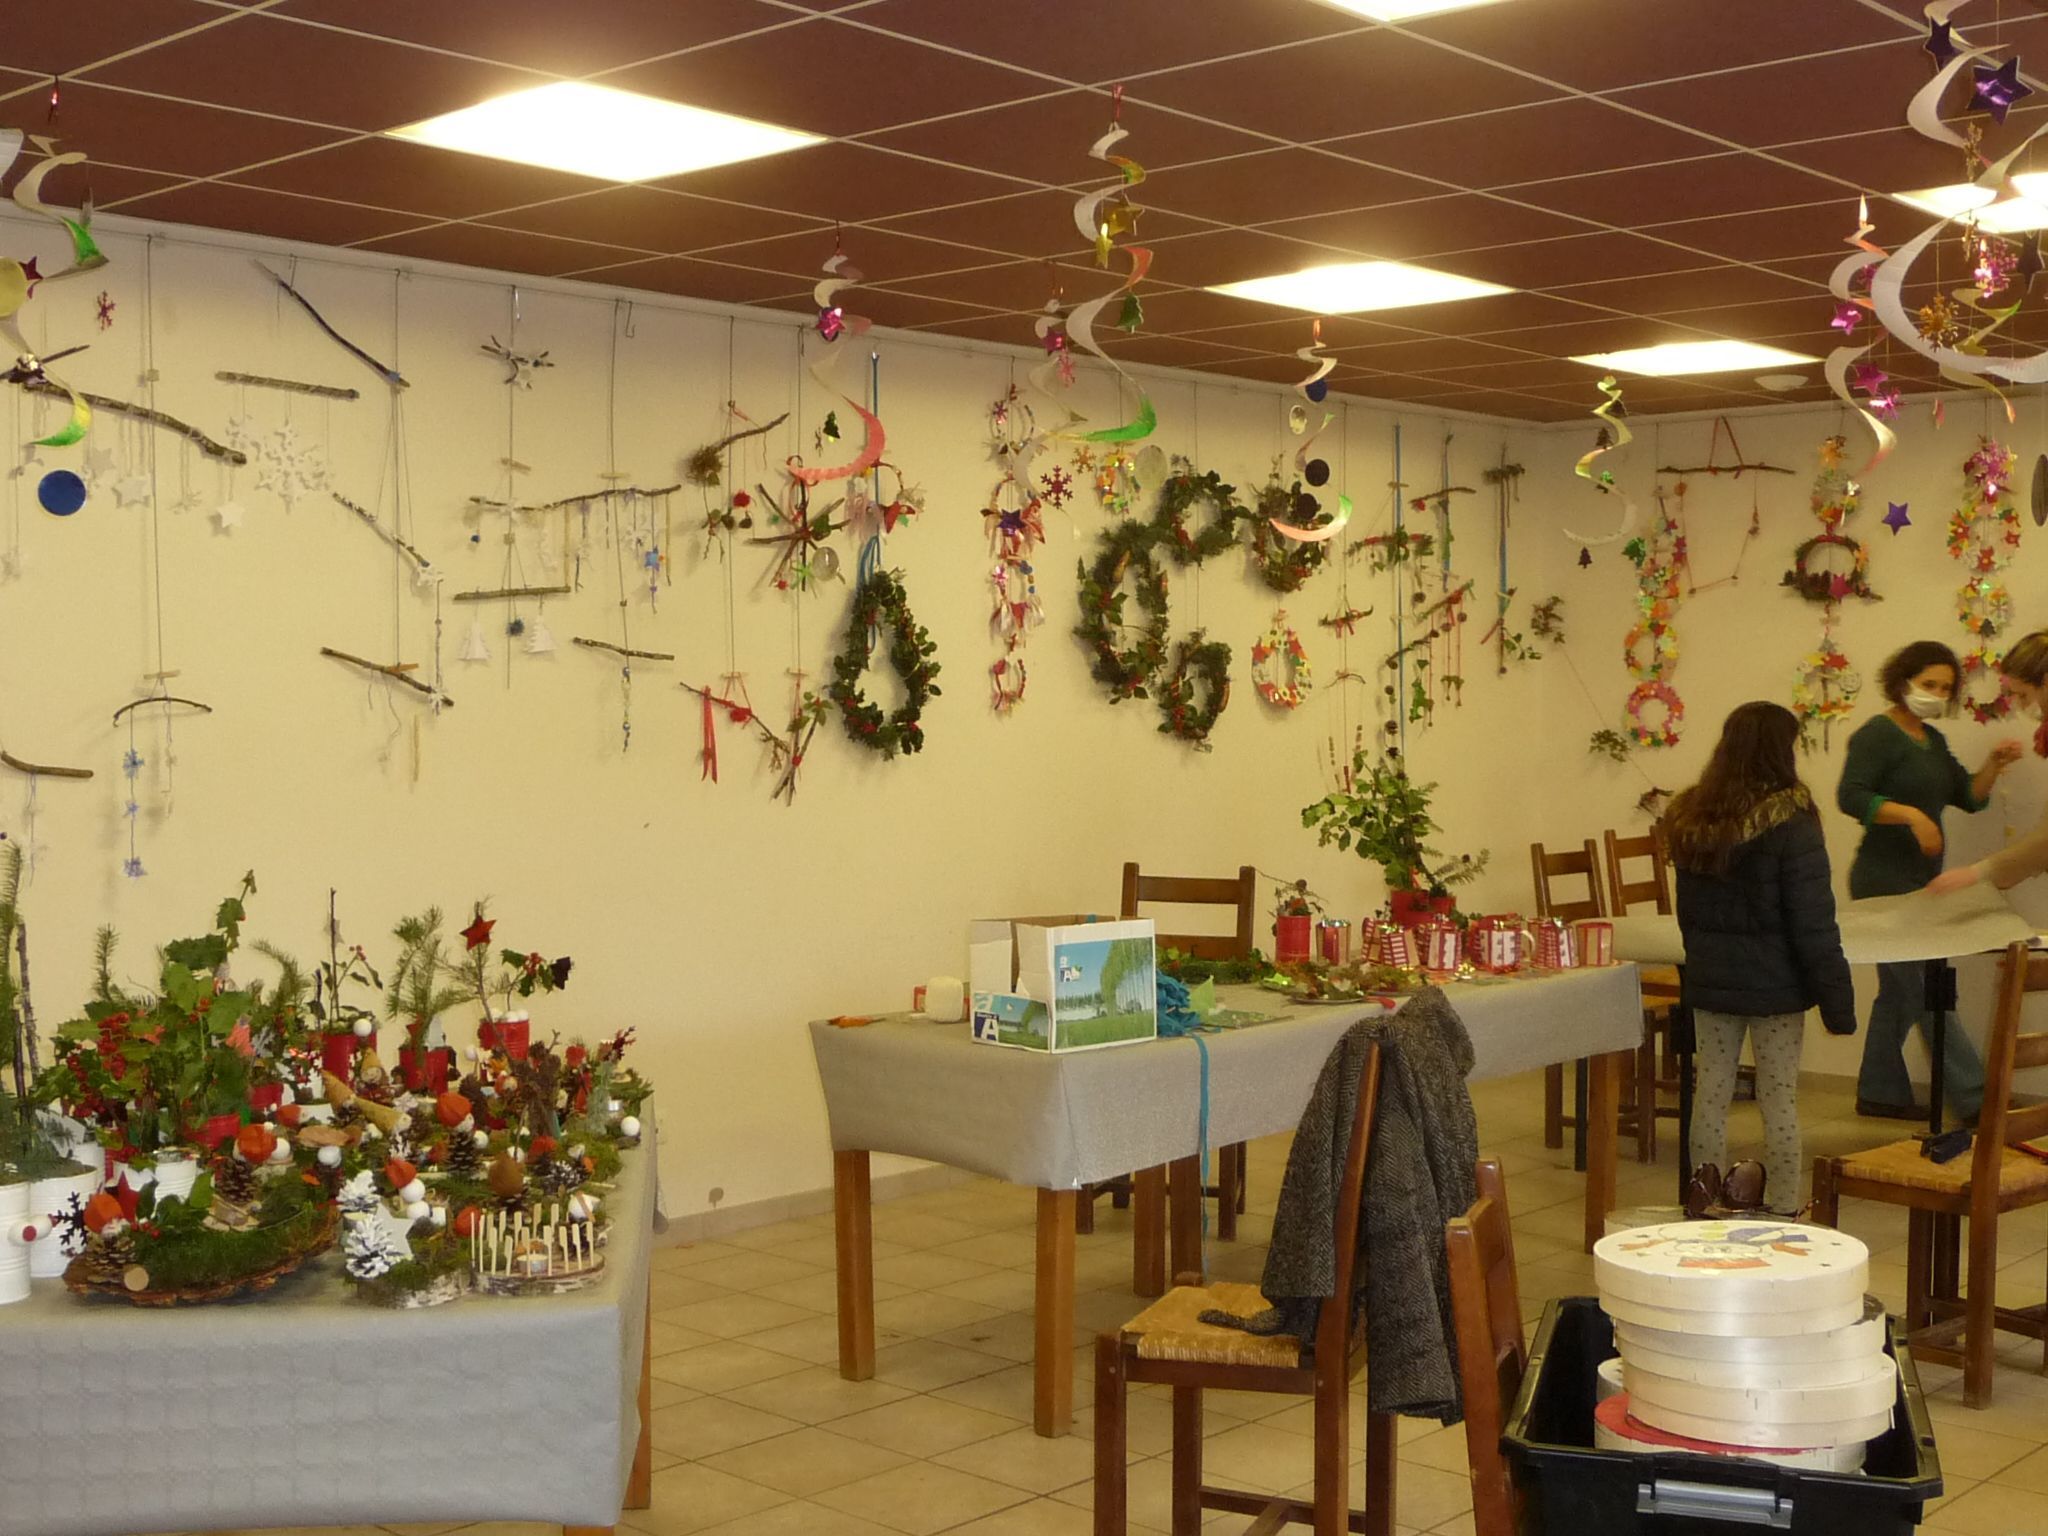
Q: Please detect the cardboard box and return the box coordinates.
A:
[969,916,1158,1052]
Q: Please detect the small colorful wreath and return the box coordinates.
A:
[1947,500,2020,572]
[1622,620,1678,682]
[1790,643,1861,729]
[1959,642,2015,722]
[1781,533,1876,603]
[1156,631,1232,750]
[828,568,942,760]
[1074,518,1170,701]
[1626,680,1684,748]
[1249,476,1331,592]
[1251,616,1312,708]
[1957,576,2013,639]
[1154,468,1247,566]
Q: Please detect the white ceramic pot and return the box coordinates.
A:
[0,1182,31,1305]
[25,1165,101,1279]
[152,1153,200,1206]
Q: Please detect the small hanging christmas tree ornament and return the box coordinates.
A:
[458,617,492,664]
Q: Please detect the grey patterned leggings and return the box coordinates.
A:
[1688,1009,1806,1198]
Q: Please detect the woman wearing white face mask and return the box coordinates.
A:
[1930,630,2048,897]
[1836,640,2024,1120]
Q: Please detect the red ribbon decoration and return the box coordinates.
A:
[700,689,718,783]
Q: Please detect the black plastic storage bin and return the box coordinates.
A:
[1500,1297,1943,1535]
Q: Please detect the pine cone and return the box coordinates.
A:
[530,1155,581,1196]
[444,1133,485,1181]
[213,1154,260,1212]
[82,1228,137,1285]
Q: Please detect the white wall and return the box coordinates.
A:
[0,212,1557,1219]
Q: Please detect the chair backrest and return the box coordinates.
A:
[1529,840,1605,922]
[1971,943,2048,1196]
[1315,1038,1385,1364]
[1446,1158,1525,1536]
[1603,828,1672,916]
[1120,861,1257,961]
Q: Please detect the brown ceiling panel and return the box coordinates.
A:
[355,221,639,277]
[1187,352,1357,386]
[484,187,820,256]
[879,259,1104,311]
[1404,0,1910,94]
[31,83,350,179]
[235,137,600,220]
[116,179,427,246]
[272,0,793,77]
[820,288,1006,331]
[39,161,188,211]
[844,0,1366,84]
[82,16,552,134]
[1262,194,1588,260]
[606,21,1049,138]
[1530,155,1848,227]
[1431,231,1712,291]
[1363,290,1618,340]
[1146,149,1438,226]
[1330,335,1538,374]
[3,1,236,80]
[712,225,1013,284]
[1320,371,1467,402]
[558,254,810,307]
[1098,334,1269,370]
[873,190,1209,265]
[863,92,1270,186]
[1772,120,2048,193]
[1465,314,1695,358]
[901,310,1044,344]
[660,142,1024,221]
[1647,296,1835,343]
[1548,263,1819,316]
[1133,28,1561,142]
[1412,356,1613,389]
[1330,97,1716,189]
[1169,312,1425,356]
[1638,201,1860,264]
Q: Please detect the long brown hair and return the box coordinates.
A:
[1662,701,1808,874]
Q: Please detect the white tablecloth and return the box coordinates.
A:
[1610,885,2039,968]
[809,967,1646,1188]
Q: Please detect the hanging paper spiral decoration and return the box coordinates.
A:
[1562,375,1638,547]
[788,250,886,488]
[1061,88,1156,446]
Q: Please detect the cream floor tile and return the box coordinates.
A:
[649,1377,702,1409]
[648,1319,720,1357]
[1400,1423,1478,1475]
[1428,1511,1478,1536]
[701,1425,914,1498]
[741,1312,854,1366]
[1203,1420,1347,1493]
[650,1339,811,1394]
[1072,1391,1180,1457]
[830,1394,1027,1459]
[1923,1478,2048,1536]
[1994,1443,2048,1493]
[654,1240,752,1273]
[620,1464,791,1536]
[425,1526,554,1536]
[679,1249,826,1292]
[648,1395,805,1458]
[692,1497,904,1536]
[378,1525,470,1535]
[871,1337,1017,1391]
[814,1461,1033,1536]
[650,1272,735,1310]
[1201,1386,1304,1422]
[659,1292,821,1340]
[756,1267,910,1313]
[1051,1452,1180,1530]
[1925,1473,1979,1522]
[942,1493,1133,1536]
[1297,1462,1472,1532]
[937,1267,1047,1311]
[869,1211,991,1250]
[931,1422,1103,1493]
[1924,1420,2044,1482]
[770,1232,911,1270]
[934,1309,1085,1364]
[873,1249,1004,1291]
[874,1291,1006,1339]
[932,1229,1044,1269]
[723,1363,915,1424]
[717,1219,822,1252]
[929,1361,1039,1422]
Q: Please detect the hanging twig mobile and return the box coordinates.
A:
[108,684,211,880]
[747,481,844,593]
[255,262,408,389]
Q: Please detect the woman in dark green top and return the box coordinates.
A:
[1835,640,2023,1119]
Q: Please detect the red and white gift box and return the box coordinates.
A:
[1418,920,1463,972]
[1368,921,1416,968]
[1471,914,1529,972]
[1573,920,1615,967]
[1534,918,1580,970]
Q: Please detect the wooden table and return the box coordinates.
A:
[811,968,1644,1436]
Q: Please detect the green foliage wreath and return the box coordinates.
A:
[828,568,941,759]
[1156,631,1232,750]
[1075,519,1171,701]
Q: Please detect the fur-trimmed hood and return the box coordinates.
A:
[1666,784,1814,870]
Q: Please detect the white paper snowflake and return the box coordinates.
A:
[255,421,328,508]
[223,415,262,453]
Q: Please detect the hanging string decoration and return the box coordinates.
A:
[1617,489,1685,749]
[0,129,106,448]
[1156,631,1231,751]
[1950,435,2024,719]
[983,388,1048,716]
[1061,85,1156,446]
[1266,321,1352,551]
[1250,469,1330,590]
[1819,197,1899,473]
[1562,375,1638,559]
[1792,637,1861,741]
[1075,517,1170,701]
[827,568,940,759]
[1251,613,1311,709]
[1779,438,1873,748]
[788,248,885,488]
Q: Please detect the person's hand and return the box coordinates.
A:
[1991,739,2026,769]
[1928,864,1981,895]
[1908,809,1944,857]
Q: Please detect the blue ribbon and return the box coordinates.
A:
[1157,973,1216,1263]
[857,534,883,652]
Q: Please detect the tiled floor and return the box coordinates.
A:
[199,1069,2048,1536]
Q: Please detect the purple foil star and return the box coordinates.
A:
[1848,360,1889,394]
[1869,385,1902,419]
[1973,57,2033,123]
[1882,501,1912,535]
[1927,18,1961,67]
[1829,302,1861,335]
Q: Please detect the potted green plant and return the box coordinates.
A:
[1301,751,1489,926]
[385,909,471,1094]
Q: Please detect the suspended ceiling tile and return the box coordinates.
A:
[1171,312,1423,355]
[1141,226,1387,287]
[873,190,1210,265]
[1432,231,1715,291]
[1547,262,1820,315]
[271,0,795,77]
[484,187,822,256]
[1098,334,1270,370]
[1331,97,1717,189]
[1417,356,1617,389]
[1646,295,1835,341]
[881,258,1106,310]
[1131,27,1562,141]
[355,220,644,276]
[656,142,1026,223]
[606,20,1052,138]
[1530,155,1847,227]
[842,0,1367,83]
[82,15,553,133]
[712,225,1014,283]
[1637,201,1863,264]
[4,1,238,80]
[29,83,351,179]
[39,161,188,210]
[559,254,809,306]
[1262,194,1588,261]
[115,180,428,246]
[1328,334,1540,374]
[862,91,1271,186]
[234,137,603,220]
[902,310,1044,344]
[1145,148,1439,226]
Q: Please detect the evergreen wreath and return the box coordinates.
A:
[1249,477,1330,592]
[1153,468,1247,566]
[1075,518,1171,701]
[1157,630,1232,750]
[828,568,941,759]
[1781,532,1875,602]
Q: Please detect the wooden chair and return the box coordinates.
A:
[1812,940,2048,1408]
[1530,840,1612,1156]
[1090,862,1256,1241]
[1603,829,1686,1161]
[1446,1158,1524,1536]
[1094,1037,1396,1536]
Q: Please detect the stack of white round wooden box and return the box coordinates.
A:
[1591,1220,1897,1470]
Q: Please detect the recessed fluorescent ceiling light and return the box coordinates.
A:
[1210,260,1510,313]
[1316,0,1510,19]
[1892,184,2048,231]
[1571,341,1816,376]
[1895,182,1998,218]
[388,82,821,182]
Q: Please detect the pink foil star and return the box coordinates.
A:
[1847,360,1888,394]
[1829,302,1861,334]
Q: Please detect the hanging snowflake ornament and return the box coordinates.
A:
[223,415,262,454]
[1038,466,1074,508]
[254,420,328,508]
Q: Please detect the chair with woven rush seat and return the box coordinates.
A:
[1093,862,1257,1250]
[1811,940,2048,1408]
[1445,1158,1524,1536]
[1602,828,1686,1161]
[1530,840,1615,1159]
[1093,1035,1397,1536]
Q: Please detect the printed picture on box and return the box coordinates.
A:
[1050,935,1155,1048]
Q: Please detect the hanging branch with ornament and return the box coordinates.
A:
[1782,436,1876,749]
[983,387,1049,715]
[1950,436,2025,721]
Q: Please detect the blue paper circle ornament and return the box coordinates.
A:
[1305,378,1329,403]
[38,469,86,516]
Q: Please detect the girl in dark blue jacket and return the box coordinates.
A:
[1663,702,1857,1205]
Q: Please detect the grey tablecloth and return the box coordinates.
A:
[0,1128,655,1536]
[808,966,1645,1188]
[1610,885,2041,968]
